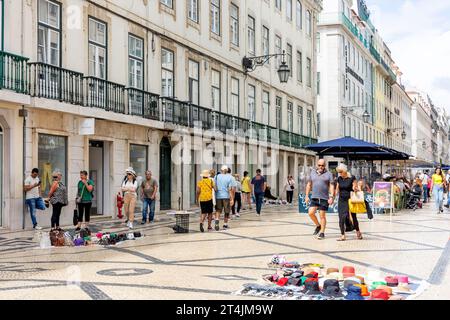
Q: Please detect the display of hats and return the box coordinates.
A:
[301,280,322,295]
[370,281,387,290]
[133,231,142,238]
[394,275,409,284]
[393,282,413,294]
[342,266,356,278]
[385,276,399,287]
[370,289,389,300]
[276,277,289,287]
[326,267,339,274]
[305,272,319,279]
[283,270,294,277]
[376,285,393,296]
[300,276,308,285]
[355,275,365,284]
[126,233,135,240]
[287,278,301,286]
[344,285,365,300]
[344,277,362,288]
[96,232,103,239]
[291,271,304,278]
[354,284,370,297]
[322,279,344,298]
[302,267,314,275]
[327,272,345,281]
[73,238,85,246]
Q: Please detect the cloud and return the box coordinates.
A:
[367,0,450,113]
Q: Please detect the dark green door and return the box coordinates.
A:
[159,137,172,210]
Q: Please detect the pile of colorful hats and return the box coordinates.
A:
[62,229,143,247]
[236,256,415,300]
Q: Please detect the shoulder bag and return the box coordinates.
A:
[76,182,86,204]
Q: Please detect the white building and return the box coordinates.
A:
[0,0,322,230]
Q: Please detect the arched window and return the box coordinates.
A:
[306,10,312,36]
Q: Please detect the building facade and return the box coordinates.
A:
[0,0,322,230]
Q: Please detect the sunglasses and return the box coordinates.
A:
[52,176,58,179]
[318,164,325,167]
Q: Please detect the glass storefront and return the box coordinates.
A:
[129,144,148,212]
[38,134,67,196]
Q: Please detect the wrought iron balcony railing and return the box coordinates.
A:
[84,76,125,113]
[0,51,29,93]
[125,87,159,120]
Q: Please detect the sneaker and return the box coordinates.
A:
[129,222,134,229]
[141,221,146,225]
[223,224,229,230]
[236,213,240,217]
[33,224,42,230]
[215,220,220,231]
[149,220,155,224]
[200,223,205,233]
[317,233,325,240]
[313,226,321,236]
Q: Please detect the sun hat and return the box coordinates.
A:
[354,284,370,297]
[394,282,413,294]
[385,276,399,287]
[200,169,210,178]
[288,278,302,286]
[344,277,362,289]
[276,277,289,286]
[370,281,387,290]
[221,165,229,172]
[376,285,393,296]
[327,272,345,281]
[125,167,137,177]
[321,279,344,298]
[305,272,319,279]
[327,267,339,274]
[394,275,409,284]
[301,280,322,295]
[345,285,365,300]
[355,275,365,284]
[291,271,304,278]
[370,289,389,300]
[342,266,356,278]
[300,276,308,285]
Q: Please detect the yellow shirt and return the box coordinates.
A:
[241,176,251,193]
[432,174,444,185]
[197,178,214,202]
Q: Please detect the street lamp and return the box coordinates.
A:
[342,106,371,124]
[386,127,407,140]
[242,50,290,83]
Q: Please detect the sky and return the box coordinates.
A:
[366,0,450,113]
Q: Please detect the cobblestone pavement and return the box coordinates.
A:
[0,202,449,300]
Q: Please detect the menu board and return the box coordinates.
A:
[373,182,394,209]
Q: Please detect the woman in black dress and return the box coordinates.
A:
[334,164,359,241]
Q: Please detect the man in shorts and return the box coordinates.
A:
[214,165,235,230]
[305,159,334,240]
[196,169,215,232]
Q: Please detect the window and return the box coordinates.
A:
[128,35,143,89]
[297,51,302,82]
[288,102,293,132]
[306,57,311,87]
[296,0,302,29]
[230,4,239,46]
[88,18,107,79]
[248,16,255,55]
[231,77,239,116]
[297,105,303,135]
[286,0,292,21]
[262,91,269,125]
[317,112,321,137]
[210,0,220,35]
[262,26,270,57]
[130,144,148,182]
[189,60,199,105]
[38,134,67,196]
[316,32,320,52]
[275,35,282,68]
[317,72,320,95]
[161,48,174,97]
[188,0,199,23]
[211,69,221,110]
[38,0,61,66]
[275,0,281,11]
[248,84,256,122]
[307,110,312,137]
[306,10,312,36]
[276,96,282,128]
[286,43,292,78]
[160,0,173,9]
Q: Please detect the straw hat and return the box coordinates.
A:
[125,167,136,177]
[200,170,210,178]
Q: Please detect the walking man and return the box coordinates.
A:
[141,170,158,224]
[305,159,334,240]
[251,169,267,215]
[421,171,429,203]
[214,165,235,230]
[24,168,46,229]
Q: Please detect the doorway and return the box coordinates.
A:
[159,137,172,210]
[89,140,106,215]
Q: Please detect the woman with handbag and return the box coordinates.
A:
[122,168,138,229]
[334,163,358,241]
[284,175,295,204]
[47,171,68,231]
[75,170,95,232]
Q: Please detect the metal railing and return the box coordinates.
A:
[160,97,189,126]
[29,62,83,104]
[84,76,125,113]
[0,51,29,93]
[126,87,159,120]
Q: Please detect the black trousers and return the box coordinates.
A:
[78,202,92,223]
[339,211,360,235]
[232,192,242,214]
[286,191,294,203]
[51,203,64,228]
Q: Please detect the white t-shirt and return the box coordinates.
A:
[421,174,429,185]
[122,180,138,195]
[25,176,40,200]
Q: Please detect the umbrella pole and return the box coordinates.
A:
[381,160,383,176]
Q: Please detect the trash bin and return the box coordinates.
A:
[167,211,190,233]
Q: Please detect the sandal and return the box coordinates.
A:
[356,232,363,240]
[337,236,346,241]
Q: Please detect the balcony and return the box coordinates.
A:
[125,87,159,120]
[190,104,212,130]
[160,97,189,127]
[342,13,359,38]
[0,51,29,94]
[84,76,125,113]
[29,62,83,105]
[370,44,381,63]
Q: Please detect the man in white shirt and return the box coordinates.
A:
[421,171,429,203]
[24,168,46,229]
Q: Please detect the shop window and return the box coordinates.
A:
[130,144,148,179]
[38,134,67,196]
